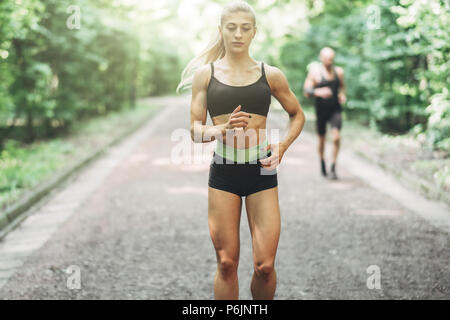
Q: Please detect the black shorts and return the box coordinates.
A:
[208,151,278,197]
[316,111,342,135]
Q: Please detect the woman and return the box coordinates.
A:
[177,1,305,300]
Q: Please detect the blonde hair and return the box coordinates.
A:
[176,1,256,94]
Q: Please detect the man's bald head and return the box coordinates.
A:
[319,47,335,68]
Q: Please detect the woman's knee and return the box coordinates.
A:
[217,257,238,279]
[254,261,275,280]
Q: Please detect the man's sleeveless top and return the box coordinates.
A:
[207,62,271,118]
[314,66,342,114]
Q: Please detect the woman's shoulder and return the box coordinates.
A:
[192,63,214,87]
[195,63,214,76]
[262,62,284,77]
[262,62,288,87]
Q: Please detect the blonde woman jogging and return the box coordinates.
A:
[177,1,305,300]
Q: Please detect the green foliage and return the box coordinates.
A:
[0,138,72,196]
[422,89,450,150]
[137,36,183,97]
[0,0,448,151]
[0,100,162,209]
[0,0,183,148]
[278,0,449,145]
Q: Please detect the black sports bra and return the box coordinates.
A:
[206,62,271,118]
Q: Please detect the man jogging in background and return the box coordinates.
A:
[303,47,346,180]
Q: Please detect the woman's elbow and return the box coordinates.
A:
[295,107,306,123]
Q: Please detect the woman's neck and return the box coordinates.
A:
[221,52,255,69]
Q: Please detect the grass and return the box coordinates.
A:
[339,119,449,193]
[410,159,450,190]
[0,99,164,210]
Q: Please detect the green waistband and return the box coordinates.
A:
[215,139,269,163]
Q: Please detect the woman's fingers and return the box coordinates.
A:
[260,159,279,170]
[260,154,278,165]
[232,111,251,118]
[230,117,249,125]
[231,122,248,128]
[261,157,279,170]
[227,109,251,129]
[231,105,242,114]
[260,144,281,169]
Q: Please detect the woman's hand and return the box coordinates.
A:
[259,143,286,170]
[225,105,251,132]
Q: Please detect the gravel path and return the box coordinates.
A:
[0,95,448,299]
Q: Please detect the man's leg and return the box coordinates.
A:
[316,114,327,176]
[329,112,342,179]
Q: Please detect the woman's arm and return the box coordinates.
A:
[190,65,226,143]
[261,65,306,169]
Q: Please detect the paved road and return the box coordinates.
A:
[0,95,448,299]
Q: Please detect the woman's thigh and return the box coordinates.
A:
[244,187,280,264]
[208,187,243,261]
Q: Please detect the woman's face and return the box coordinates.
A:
[220,11,256,53]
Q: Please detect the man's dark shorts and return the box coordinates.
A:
[316,111,342,135]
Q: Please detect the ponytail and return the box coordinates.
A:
[176,29,225,94]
